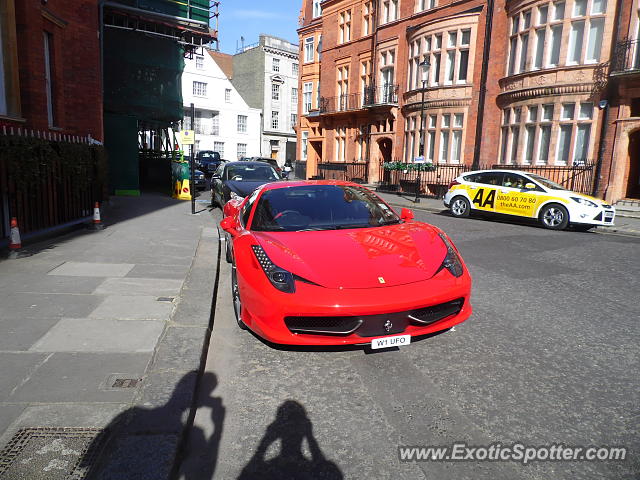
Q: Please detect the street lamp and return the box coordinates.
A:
[415,59,430,203]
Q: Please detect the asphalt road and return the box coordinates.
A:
[178,207,639,480]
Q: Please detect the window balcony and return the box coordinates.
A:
[610,40,640,76]
[363,84,399,107]
[319,93,362,114]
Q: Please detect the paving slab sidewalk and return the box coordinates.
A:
[0,194,219,480]
[371,188,640,236]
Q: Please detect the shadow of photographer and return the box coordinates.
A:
[238,400,343,480]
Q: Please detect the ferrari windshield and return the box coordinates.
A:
[225,164,280,182]
[251,185,401,232]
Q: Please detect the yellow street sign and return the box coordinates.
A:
[180,130,195,145]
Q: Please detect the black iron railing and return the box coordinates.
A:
[319,93,362,114]
[611,39,640,73]
[363,84,399,106]
[376,162,598,198]
[293,160,307,180]
[315,162,369,183]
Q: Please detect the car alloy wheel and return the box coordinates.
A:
[231,263,247,330]
[450,196,470,218]
[540,204,569,230]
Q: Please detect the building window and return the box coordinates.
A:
[193,110,205,134]
[193,81,207,97]
[360,59,372,106]
[237,115,247,133]
[508,0,606,75]
[363,2,373,36]
[304,37,315,63]
[337,66,349,111]
[335,127,347,161]
[313,0,322,18]
[271,111,279,130]
[380,0,398,24]
[292,63,299,76]
[303,82,313,113]
[211,111,220,135]
[404,112,464,164]
[418,0,436,11]
[292,87,298,104]
[214,141,224,157]
[500,101,593,166]
[408,28,472,90]
[379,50,395,102]
[272,83,280,101]
[272,58,280,72]
[195,55,204,69]
[237,143,247,159]
[301,131,309,159]
[225,88,231,102]
[291,113,298,130]
[43,31,55,126]
[339,10,352,44]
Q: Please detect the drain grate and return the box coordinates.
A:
[111,378,140,389]
[156,297,174,303]
[0,427,107,480]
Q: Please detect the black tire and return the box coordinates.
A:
[225,237,232,263]
[449,196,471,218]
[231,263,247,330]
[539,204,569,230]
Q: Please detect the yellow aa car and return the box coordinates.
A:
[443,170,615,230]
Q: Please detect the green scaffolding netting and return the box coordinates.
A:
[108,0,210,23]
[104,29,185,126]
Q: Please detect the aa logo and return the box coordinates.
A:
[472,189,496,208]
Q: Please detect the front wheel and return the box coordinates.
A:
[450,196,471,218]
[539,204,569,230]
[231,264,247,330]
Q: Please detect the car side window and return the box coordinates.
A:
[474,172,503,186]
[215,164,224,178]
[502,173,528,189]
[241,189,261,228]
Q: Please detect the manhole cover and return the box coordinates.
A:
[0,427,107,480]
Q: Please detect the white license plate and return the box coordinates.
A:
[370,334,411,349]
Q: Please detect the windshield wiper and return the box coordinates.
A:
[334,223,371,230]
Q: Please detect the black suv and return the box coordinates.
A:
[196,151,223,174]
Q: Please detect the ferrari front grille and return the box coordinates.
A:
[284,316,363,335]
[407,298,464,326]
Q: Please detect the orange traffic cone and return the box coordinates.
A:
[89,202,104,230]
[9,217,21,250]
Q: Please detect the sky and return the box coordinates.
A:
[215,1,302,54]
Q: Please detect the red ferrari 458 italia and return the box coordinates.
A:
[220,181,472,348]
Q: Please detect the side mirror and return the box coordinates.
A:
[220,216,239,237]
[211,174,221,180]
[524,182,536,190]
[400,208,414,221]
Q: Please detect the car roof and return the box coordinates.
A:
[461,169,536,176]
[224,161,276,168]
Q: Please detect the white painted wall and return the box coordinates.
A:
[178,50,260,159]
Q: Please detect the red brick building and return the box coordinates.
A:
[0,0,103,140]
[297,0,640,204]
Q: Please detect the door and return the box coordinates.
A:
[627,130,640,199]
[495,172,542,217]
[467,172,503,213]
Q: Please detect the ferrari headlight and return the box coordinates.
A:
[251,245,295,293]
[230,191,245,201]
[437,233,464,278]
[570,196,598,208]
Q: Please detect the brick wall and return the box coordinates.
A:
[2,0,103,141]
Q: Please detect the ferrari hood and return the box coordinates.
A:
[253,222,448,289]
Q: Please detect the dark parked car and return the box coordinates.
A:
[245,157,283,176]
[196,150,224,174]
[194,169,206,190]
[211,161,281,207]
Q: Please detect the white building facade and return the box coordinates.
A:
[180,49,260,159]
[232,35,299,166]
